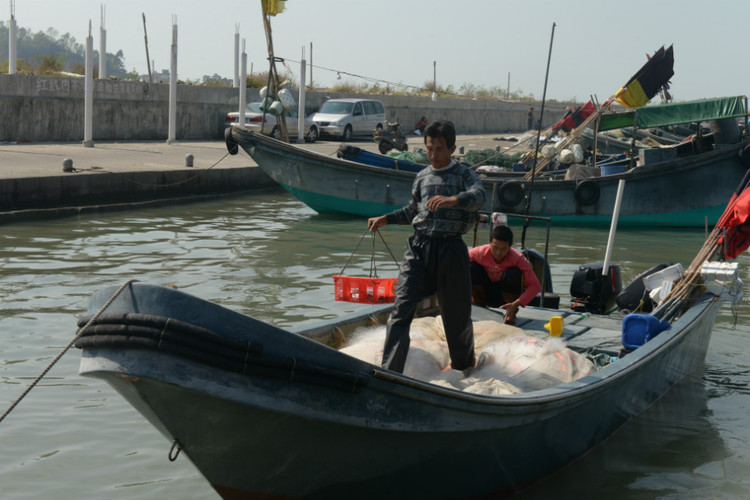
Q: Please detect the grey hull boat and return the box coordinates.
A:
[227,96,750,227]
[76,277,723,499]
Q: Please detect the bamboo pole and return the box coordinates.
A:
[261,13,289,142]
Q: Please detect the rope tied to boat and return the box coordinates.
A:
[66,152,231,188]
[0,279,139,425]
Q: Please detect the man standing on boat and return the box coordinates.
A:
[367,120,486,374]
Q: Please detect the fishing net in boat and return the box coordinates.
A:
[339,317,595,395]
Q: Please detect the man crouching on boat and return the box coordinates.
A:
[367,120,486,374]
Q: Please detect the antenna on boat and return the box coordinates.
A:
[521,22,556,247]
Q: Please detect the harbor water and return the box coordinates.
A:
[1,191,748,499]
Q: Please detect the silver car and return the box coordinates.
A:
[309,98,386,141]
[225,102,318,142]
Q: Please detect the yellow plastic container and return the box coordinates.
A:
[544,316,564,337]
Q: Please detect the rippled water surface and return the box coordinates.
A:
[1,192,748,499]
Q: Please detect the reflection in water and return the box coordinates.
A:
[512,374,729,499]
[1,192,748,500]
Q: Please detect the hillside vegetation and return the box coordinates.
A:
[0,22,133,78]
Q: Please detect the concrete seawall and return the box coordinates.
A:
[0,140,281,224]
[0,133,514,224]
[0,74,570,142]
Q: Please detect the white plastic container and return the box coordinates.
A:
[643,263,684,291]
[278,88,296,111]
[571,143,584,163]
[559,149,575,164]
[701,261,743,304]
[541,145,556,159]
[268,100,284,116]
[491,212,508,226]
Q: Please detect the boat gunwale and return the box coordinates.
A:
[78,283,720,413]
[234,127,419,179]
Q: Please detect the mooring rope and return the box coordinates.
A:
[0,279,138,425]
[70,151,231,188]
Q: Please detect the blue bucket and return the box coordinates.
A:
[621,313,671,350]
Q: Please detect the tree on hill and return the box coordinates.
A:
[0,22,128,77]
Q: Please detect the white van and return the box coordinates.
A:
[309,98,386,141]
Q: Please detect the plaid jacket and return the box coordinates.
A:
[386,161,486,237]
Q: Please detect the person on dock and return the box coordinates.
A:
[469,225,541,325]
[414,116,427,135]
[367,120,486,374]
[527,107,534,131]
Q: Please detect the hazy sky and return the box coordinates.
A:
[8,0,750,103]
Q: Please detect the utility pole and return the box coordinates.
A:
[142,13,152,83]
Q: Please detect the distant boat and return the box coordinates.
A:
[227,96,750,227]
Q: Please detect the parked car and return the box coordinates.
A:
[308,98,386,141]
[225,103,318,142]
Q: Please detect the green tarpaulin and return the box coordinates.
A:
[597,96,747,131]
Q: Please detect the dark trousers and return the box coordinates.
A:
[382,234,475,373]
[470,261,522,308]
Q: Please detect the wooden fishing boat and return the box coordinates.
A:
[76,271,729,499]
[227,96,750,227]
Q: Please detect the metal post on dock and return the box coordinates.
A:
[167,17,178,145]
[233,25,240,88]
[297,47,306,143]
[83,20,94,148]
[99,5,107,79]
[8,1,17,74]
[239,39,247,127]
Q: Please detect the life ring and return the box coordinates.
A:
[225,127,239,155]
[498,181,524,207]
[574,180,600,205]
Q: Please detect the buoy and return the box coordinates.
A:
[544,316,564,337]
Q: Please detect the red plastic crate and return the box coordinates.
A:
[332,275,397,304]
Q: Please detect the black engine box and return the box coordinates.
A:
[570,262,622,314]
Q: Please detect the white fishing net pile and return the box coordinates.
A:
[340,317,595,395]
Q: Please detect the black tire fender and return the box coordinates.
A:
[498,181,524,207]
[574,179,600,205]
[224,127,239,155]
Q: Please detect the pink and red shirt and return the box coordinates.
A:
[468,245,542,306]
